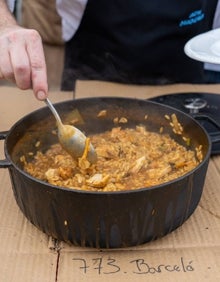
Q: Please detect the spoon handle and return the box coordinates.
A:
[44,98,63,126]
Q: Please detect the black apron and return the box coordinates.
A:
[61,0,218,90]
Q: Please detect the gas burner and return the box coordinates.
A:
[148,92,220,155]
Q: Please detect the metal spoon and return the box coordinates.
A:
[44,98,97,163]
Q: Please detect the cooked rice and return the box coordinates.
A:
[21,124,202,192]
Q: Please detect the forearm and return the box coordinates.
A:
[0,0,17,30]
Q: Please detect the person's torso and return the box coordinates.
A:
[69,0,218,83]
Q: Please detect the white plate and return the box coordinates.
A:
[184,28,220,64]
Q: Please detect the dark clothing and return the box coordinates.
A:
[204,69,220,82]
[61,0,218,90]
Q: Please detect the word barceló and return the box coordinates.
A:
[131,257,194,274]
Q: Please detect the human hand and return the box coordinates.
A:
[0,25,48,100]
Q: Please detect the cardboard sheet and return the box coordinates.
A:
[0,83,219,282]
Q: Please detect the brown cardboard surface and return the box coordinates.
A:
[0,83,220,282]
[74,80,220,99]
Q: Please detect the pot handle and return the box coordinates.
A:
[0,131,12,168]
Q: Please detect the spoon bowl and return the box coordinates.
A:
[44,98,97,163]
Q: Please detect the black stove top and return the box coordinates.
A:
[149,92,220,155]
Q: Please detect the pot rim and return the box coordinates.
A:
[4,97,212,195]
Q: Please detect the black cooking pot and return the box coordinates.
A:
[0,97,211,248]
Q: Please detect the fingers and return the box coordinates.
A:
[7,36,31,89]
[0,37,16,84]
[0,27,48,100]
[25,29,48,100]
